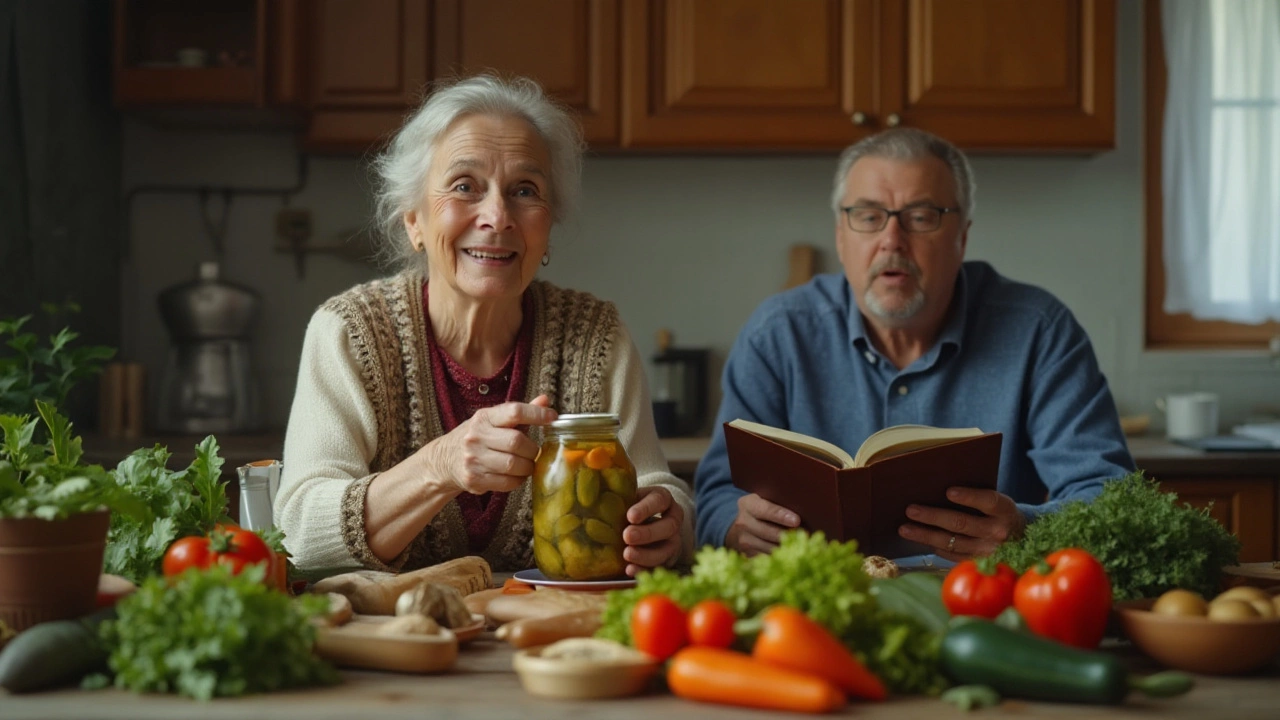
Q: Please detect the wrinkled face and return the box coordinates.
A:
[835,156,968,329]
[405,113,553,303]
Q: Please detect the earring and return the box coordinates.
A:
[541,252,550,267]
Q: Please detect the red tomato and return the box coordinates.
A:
[1013,548,1112,649]
[162,526,276,582]
[687,599,738,648]
[631,594,688,660]
[941,558,1019,619]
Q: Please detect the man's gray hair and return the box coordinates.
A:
[370,74,585,270]
[830,128,976,220]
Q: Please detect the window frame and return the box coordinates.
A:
[1143,0,1280,349]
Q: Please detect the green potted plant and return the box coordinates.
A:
[0,309,134,634]
[0,401,143,633]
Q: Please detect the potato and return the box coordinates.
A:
[376,614,441,636]
[1152,589,1207,617]
[1214,586,1270,604]
[1207,598,1260,621]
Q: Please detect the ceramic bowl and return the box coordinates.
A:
[513,645,659,699]
[1116,598,1280,675]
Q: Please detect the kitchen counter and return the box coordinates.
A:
[5,637,1277,719]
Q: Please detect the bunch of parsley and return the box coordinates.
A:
[992,472,1241,600]
[90,564,336,700]
[597,531,947,695]
[103,437,233,584]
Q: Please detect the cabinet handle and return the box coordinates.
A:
[886,113,902,127]
[851,111,869,126]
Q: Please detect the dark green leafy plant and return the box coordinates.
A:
[0,306,115,416]
[90,564,336,700]
[103,437,233,584]
[992,472,1241,601]
[0,400,143,520]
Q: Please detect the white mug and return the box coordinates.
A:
[1156,392,1220,440]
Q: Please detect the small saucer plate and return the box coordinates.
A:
[512,568,637,592]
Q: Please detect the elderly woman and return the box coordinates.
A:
[275,75,694,576]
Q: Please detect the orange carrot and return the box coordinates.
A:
[584,446,614,470]
[751,605,887,701]
[501,578,535,595]
[667,646,845,714]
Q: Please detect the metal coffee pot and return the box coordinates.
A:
[156,262,262,434]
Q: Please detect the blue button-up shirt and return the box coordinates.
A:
[694,261,1135,548]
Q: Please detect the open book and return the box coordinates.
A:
[725,419,1002,557]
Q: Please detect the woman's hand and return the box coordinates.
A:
[897,487,1027,561]
[423,394,556,495]
[621,486,685,576]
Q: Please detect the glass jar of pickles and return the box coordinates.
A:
[531,413,637,581]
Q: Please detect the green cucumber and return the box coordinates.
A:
[870,572,949,633]
[940,620,1192,705]
[0,608,115,693]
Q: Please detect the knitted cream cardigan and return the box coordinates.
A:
[275,271,695,572]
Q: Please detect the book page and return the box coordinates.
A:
[852,425,985,467]
[727,419,856,468]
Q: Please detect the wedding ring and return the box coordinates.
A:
[946,534,957,552]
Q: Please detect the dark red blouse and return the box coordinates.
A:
[422,283,536,552]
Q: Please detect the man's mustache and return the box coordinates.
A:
[868,256,922,283]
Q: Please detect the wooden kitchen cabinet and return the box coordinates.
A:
[304,0,433,151]
[622,0,1115,151]
[621,0,879,149]
[113,0,305,111]
[433,0,620,146]
[1157,477,1276,563]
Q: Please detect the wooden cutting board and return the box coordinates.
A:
[1222,562,1280,588]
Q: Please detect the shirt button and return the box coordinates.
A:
[897,385,909,396]
[863,351,876,363]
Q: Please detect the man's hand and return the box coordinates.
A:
[422,394,556,495]
[723,493,801,557]
[897,487,1026,561]
[621,486,684,576]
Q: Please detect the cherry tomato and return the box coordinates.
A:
[631,594,688,660]
[162,525,276,582]
[687,599,737,648]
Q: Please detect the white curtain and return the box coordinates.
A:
[1162,0,1280,323]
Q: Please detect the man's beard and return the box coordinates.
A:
[864,256,925,324]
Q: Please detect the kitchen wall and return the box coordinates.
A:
[120,0,1280,438]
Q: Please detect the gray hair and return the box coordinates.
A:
[829,127,976,220]
[370,74,585,270]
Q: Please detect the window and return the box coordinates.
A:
[1145,0,1280,347]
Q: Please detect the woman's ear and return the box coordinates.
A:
[404,210,422,251]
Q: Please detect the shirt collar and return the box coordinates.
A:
[846,263,971,366]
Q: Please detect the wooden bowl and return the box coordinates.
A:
[1116,598,1280,675]
[513,645,659,699]
[314,624,458,673]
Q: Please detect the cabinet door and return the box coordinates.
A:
[622,0,879,149]
[881,0,1115,150]
[433,0,620,146]
[1159,478,1276,563]
[306,0,431,150]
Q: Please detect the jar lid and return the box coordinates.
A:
[550,413,620,430]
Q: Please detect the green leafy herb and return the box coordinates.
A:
[992,472,1241,600]
[95,564,337,700]
[103,436,233,584]
[0,307,115,417]
[0,401,143,520]
[596,531,948,695]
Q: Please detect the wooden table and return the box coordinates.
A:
[5,637,1278,720]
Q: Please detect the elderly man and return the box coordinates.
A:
[695,128,1134,559]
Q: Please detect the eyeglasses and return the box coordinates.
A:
[840,205,960,234]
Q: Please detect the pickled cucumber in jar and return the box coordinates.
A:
[530,413,636,581]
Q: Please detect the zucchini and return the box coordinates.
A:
[870,572,949,633]
[940,620,1192,705]
[0,608,115,693]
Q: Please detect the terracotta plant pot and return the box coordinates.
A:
[0,509,109,633]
